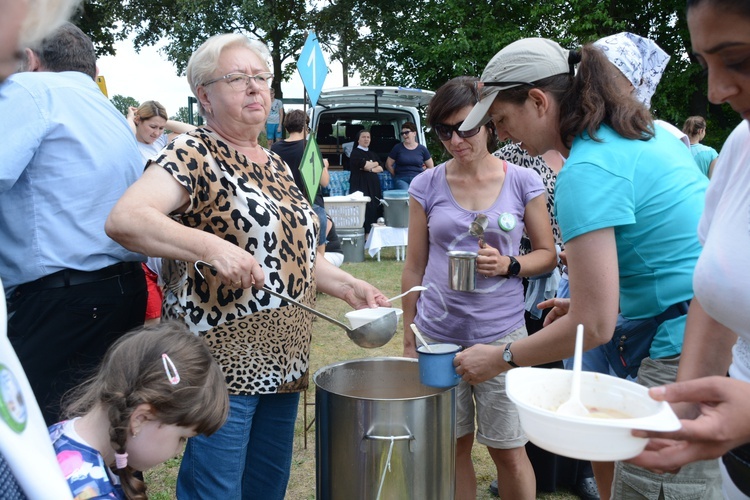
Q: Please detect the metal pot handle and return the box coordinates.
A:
[363,434,415,500]
[364,433,414,441]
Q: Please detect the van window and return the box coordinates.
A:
[316,113,415,169]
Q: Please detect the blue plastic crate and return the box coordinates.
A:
[378,171,393,192]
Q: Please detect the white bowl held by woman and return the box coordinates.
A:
[506,367,681,461]
[345,307,403,329]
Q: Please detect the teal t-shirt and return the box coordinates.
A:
[690,142,719,177]
[555,125,708,359]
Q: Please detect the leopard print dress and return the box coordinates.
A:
[156,128,319,395]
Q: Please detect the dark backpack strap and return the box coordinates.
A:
[654,300,691,326]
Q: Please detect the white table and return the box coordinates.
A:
[365,226,408,261]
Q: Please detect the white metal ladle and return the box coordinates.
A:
[556,324,590,417]
[387,285,427,303]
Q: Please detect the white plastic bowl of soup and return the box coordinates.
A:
[345,307,403,329]
[506,367,681,461]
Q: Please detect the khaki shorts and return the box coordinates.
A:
[444,325,529,450]
[612,355,722,500]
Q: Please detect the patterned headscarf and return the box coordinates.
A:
[593,32,670,109]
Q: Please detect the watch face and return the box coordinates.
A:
[509,257,521,276]
[503,348,512,362]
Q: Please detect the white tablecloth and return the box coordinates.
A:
[365,226,408,260]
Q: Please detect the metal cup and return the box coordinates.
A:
[447,250,477,291]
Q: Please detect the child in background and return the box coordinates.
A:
[49,322,229,499]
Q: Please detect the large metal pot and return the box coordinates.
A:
[315,357,456,499]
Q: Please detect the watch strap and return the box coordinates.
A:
[504,342,519,368]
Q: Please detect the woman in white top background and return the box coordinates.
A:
[126,100,196,324]
[127,100,196,164]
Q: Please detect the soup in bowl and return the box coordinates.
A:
[506,367,681,461]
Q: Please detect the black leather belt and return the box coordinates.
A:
[15,262,142,294]
[723,443,750,496]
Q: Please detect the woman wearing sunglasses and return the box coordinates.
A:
[452,38,719,498]
[385,121,434,190]
[401,76,556,499]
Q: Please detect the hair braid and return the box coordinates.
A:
[108,393,147,499]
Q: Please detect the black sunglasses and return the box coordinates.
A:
[433,121,483,141]
[400,130,412,136]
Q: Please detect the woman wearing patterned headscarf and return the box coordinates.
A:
[593,32,668,108]
[594,32,691,148]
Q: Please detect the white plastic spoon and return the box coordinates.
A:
[387,285,427,303]
[556,324,590,417]
[410,323,433,353]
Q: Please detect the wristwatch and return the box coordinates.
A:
[503,342,519,368]
[506,256,521,277]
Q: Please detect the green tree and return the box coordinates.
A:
[73,0,131,56]
[76,0,731,145]
[344,0,731,146]
[171,106,191,124]
[110,95,139,117]
[533,0,733,147]
[108,0,311,98]
[315,0,366,88]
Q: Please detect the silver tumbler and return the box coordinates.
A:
[447,251,477,291]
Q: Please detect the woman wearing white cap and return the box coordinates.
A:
[452,38,721,498]
[594,32,691,148]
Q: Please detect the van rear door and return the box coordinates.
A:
[316,87,434,109]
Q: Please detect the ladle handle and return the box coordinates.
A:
[571,325,584,401]
[410,323,433,352]
[262,286,352,332]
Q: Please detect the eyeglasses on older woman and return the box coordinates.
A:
[203,72,274,91]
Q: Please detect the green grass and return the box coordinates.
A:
[145,248,577,499]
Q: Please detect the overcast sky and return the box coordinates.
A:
[96,37,358,117]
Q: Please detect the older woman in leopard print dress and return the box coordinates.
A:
[105,34,389,499]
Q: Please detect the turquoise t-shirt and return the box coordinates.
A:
[555,124,708,359]
[690,142,719,177]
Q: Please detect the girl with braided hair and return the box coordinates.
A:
[48,322,228,499]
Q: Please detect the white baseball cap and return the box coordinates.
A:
[460,38,574,131]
